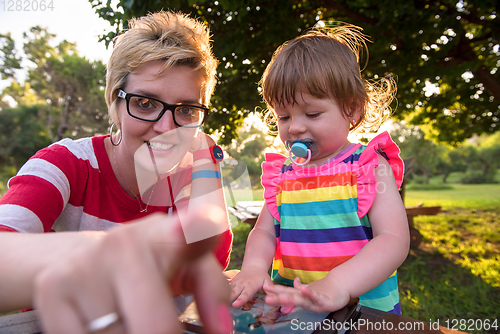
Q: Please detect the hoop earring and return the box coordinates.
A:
[109,123,122,146]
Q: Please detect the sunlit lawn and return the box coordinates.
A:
[399,173,500,333]
[227,172,500,333]
[399,209,500,330]
[405,182,500,210]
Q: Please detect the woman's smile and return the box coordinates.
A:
[147,141,175,151]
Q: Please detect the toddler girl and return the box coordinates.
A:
[230,25,410,315]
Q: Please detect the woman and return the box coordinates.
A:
[0,11,233,334]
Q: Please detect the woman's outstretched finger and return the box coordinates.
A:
[117,210,225,334]
[186,254,233,334]
[115,268,182,334]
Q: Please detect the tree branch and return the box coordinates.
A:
[316,0,378,26]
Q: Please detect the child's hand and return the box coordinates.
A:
[229,269,272,308]
[263,277,351,313]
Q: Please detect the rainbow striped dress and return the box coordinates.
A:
[261,132,404,315]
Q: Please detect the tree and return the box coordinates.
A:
[462,132,500,182]
[0,33,22,80]
[1,27,109,142]
[391,122,443,184]
[0,105,52,174]
[89,0,499,145]
[224,124,274,187]
[435,147,468,183]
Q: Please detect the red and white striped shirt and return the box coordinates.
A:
[0,135,232,268]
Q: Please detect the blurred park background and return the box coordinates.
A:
[0,0,499,332]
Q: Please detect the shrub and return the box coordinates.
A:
[461,171,498,184]
[410,175,427,184]
[406,184,454,191]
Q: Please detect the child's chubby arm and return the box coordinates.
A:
[229,203,276,308]
[264,156,410,312]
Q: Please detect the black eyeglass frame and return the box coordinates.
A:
[117,89,209,128]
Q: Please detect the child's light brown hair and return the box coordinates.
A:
[260,24,396,134]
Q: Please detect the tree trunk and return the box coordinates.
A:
[442,172,450,183]
[55,97,71,141]
[483,163,490,177]
[47,112,55,143]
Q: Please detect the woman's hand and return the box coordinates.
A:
[34,207,233,334]
[263,277,351,313]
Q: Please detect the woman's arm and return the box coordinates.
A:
[0,209,233,334]
[176,133,230,245]
[0,230,103,312]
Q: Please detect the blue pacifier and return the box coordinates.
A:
[285,139,318,166]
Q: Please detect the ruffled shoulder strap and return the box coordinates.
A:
[357,131,404,218]
[261,153,288,222]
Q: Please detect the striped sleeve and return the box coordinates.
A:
[0,225,18,232]
[0,138,94,233]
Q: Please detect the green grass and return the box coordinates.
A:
[399,175,500,333]
[405,183,455,191]
[224,187,264,206]
[398,207,500,333]
[404,171,500,210]
[227,223,252,270]
[404,183,500,210]
[228,172,500,333]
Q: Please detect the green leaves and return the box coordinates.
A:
[87,0,499,144]
[0,105,52,171]
[0,33,22,80]
[1,27,109,143]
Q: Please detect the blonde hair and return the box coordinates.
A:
[105,11,218,127]
[260,24,396,134]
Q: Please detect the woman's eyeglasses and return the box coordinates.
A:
[117,90,208,128]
